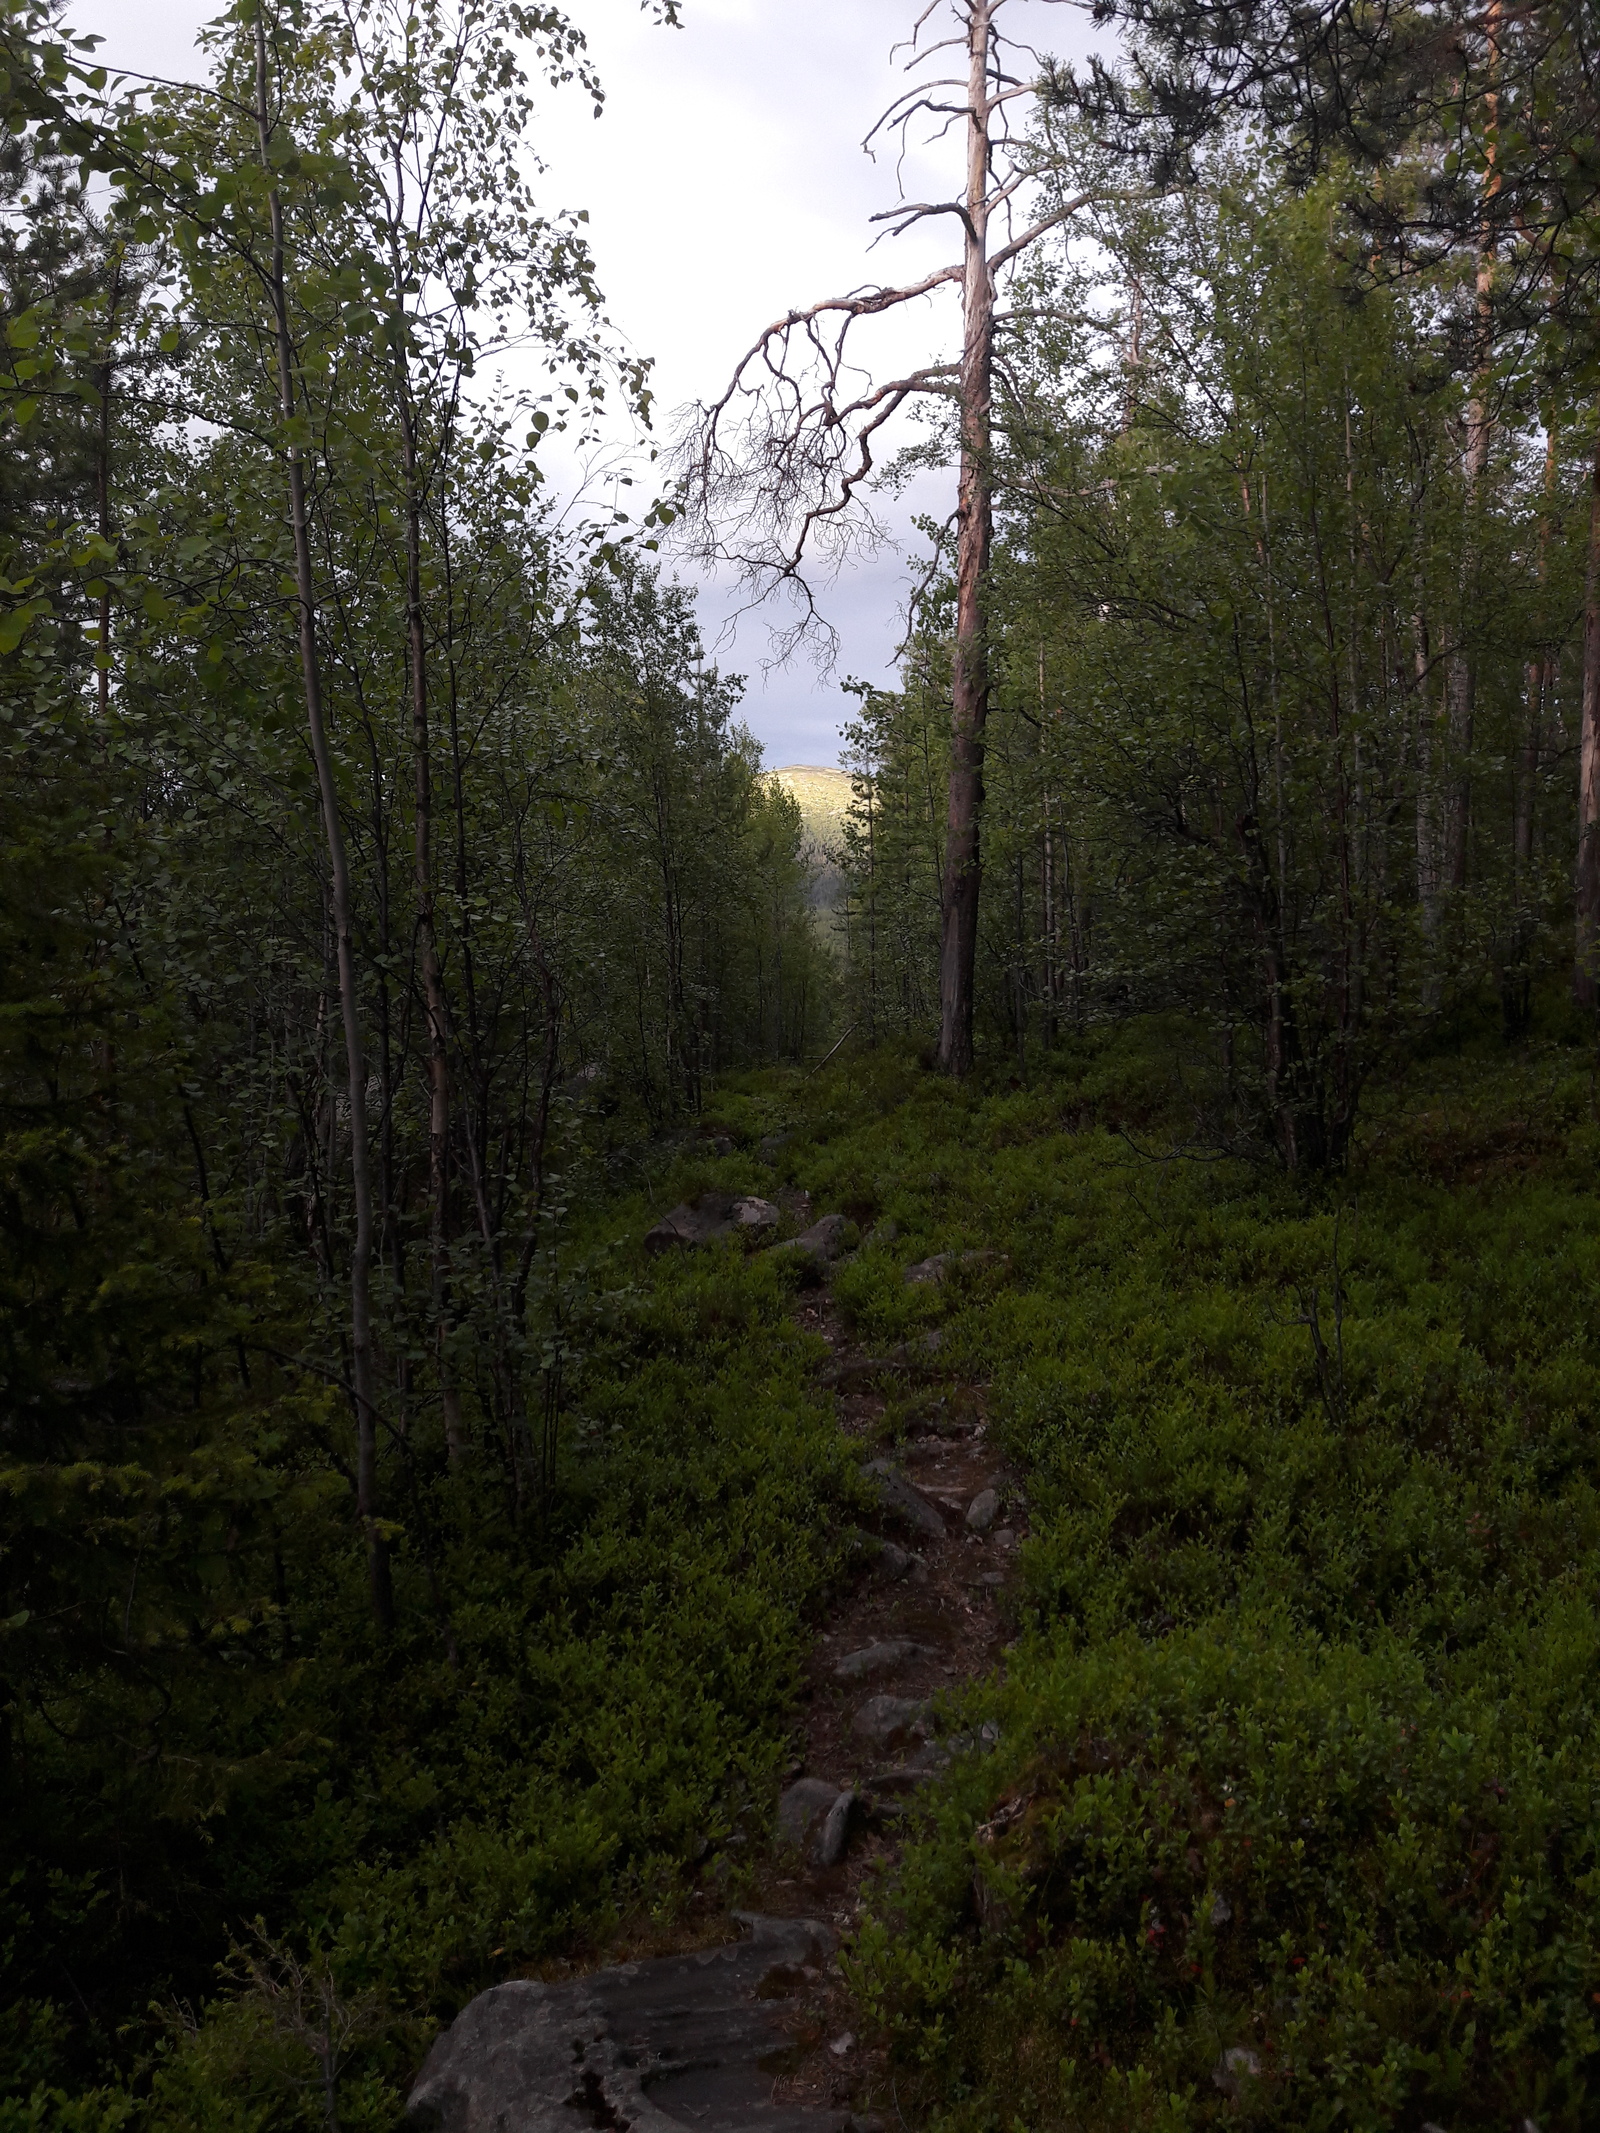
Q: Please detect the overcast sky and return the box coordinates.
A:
[69,0,1097,768]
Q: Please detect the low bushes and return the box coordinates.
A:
[796,1039,1600,2127]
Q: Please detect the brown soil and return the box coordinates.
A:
[520,1235,1024,2127]
[748,1273,1026,2123]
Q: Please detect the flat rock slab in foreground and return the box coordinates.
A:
[408,1914,865,2133]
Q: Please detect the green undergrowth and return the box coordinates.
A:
[3,1201,862,2133]
[14,1026,1600,2133]
[750,1032,1600,2129]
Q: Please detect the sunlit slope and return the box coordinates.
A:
[770,764,851,917]
[769,764,853,855]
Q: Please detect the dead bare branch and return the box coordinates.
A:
[675,0,1111,1075]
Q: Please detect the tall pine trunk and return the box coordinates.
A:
[936,0,995,1076]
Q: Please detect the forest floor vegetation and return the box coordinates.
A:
[786,1025,1600,2131]
[10,1017,1600,2133]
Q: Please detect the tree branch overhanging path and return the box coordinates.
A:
[680,0,1104,1077]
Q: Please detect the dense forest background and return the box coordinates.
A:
[0,0,835,2120]
[6,0,1600,2125]
[838,143,1597,1167]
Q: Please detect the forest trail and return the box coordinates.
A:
[409,1212,1025,2133]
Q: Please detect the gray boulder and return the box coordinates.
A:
[868,1540,928,1585]
[790,1212,850,1263]
[851,1695,927,1752]
[903,1248,1006,1287]
[776,1777,839,1851]
[862,1458,947,1545]
[644,1193,779,1254]
[644,1195,732,1252]
[832,1639,935,1685]
[732,1195,780,1234]
[965,1487,999,1534]
[408,1914,851,2133]
[812,1788,857,1868]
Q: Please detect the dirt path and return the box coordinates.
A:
[408,1217,1022,2133]
[753,1264,1024,2124]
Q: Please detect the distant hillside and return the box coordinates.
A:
[770,764,853,849]
[770,764,853,913]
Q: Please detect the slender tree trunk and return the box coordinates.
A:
[1515,663,1544,878]
[1042,788,1057,1048]
[1445,0,1501,892]
[254,12,391,1632]
[1575,410,1600,1011]
[94,251,124,722]
[1517,417,1556,888]
[1013,847,1026,1068]
[1413,607,1441,950]
[387,215,462,1468]
[1038,643,1057,1048]
[1507,415,1555,1034]
[936,0,994,1077]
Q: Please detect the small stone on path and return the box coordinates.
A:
[777,1777,839,1850]
[774,1212,850,1269]
[852,1695,927,1751]
[733,1195,780,1232]
[832,1638,935,1684]
[868,1540,926,1584]
[644,1192,779,1253]
[812,1788,857,1868]
[965,1487,999,1533]
[862,1459,947,1544]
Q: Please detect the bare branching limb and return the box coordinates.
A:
[678,0,1098,1073]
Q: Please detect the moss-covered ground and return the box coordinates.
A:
[752,1032,1600,2131]
[13,1025,1600,2133]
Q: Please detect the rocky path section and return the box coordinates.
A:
[409,1191,1024,2132]
[409,1916,850,2133]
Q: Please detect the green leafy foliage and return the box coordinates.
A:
[779,1038,1600,2127]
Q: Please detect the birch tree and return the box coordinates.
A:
[683,0,1102,1076]
[1062,0,1600,1004]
